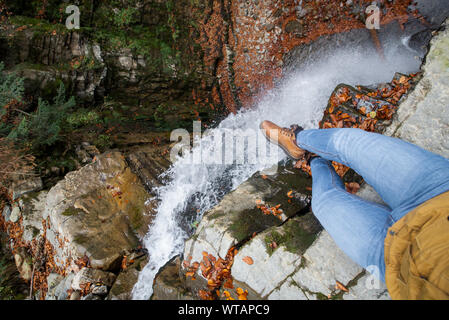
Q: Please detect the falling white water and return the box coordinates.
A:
[132,36,423,300]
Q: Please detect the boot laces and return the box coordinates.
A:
[281,128,294,138]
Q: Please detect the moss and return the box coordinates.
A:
[228,208,282,243]
[128,204,144,231]
[264,218,318,256]
[9,16,67,35]
[73,234,89,245]
[61,207,84,217]
[208,210,226,220]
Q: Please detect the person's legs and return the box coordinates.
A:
[310,158,392,282]
[297,128,449,222]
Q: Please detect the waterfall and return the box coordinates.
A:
[132,36,423,300]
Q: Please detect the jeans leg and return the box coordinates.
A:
[310,158,393,282]
[297,128,449,221]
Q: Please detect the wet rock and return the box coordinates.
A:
[107,255,148,300]
[152,257,194,300]
[71,268,116,291]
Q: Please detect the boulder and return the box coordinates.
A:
[43,151,154,271]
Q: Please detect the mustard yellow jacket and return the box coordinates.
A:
[384,191,449,300]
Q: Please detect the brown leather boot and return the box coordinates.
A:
[259,120,306,160]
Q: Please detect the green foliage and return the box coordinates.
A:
[94,134,113,151]
[111,7,139,28]
[0,62,24,109]
[0,62,25,136]
[67,109,100,128]
[8,83,76,151]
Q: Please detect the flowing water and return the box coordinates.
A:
[132,35,423,300]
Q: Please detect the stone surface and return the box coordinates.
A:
[71,267,117,291]
[384,18,449,158]
[9,205,21,223]
[152,257,194,300]
[231,214,321,298]
[43,151,153,271]
[46,272,75,300]
[289,231,363,297]
[13,249,32,281]
[12,177,43,200]
[107,268,140,300]
[45,273,64,300]
[19,191,48,242]
[343,272,390,300]
[2,204,11,222]
[183,167,312,267]
[108,255,148,300]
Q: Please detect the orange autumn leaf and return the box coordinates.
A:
[236,288,248,300]
[345,182,360,194]
[287,190,293,198]
[242,256,254,265]
[223,278,234,289]
[336,281,349,292]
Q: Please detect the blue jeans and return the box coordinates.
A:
[296,128,449,282]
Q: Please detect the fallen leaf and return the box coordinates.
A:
[336,281,349,292]
[242,256,254,265]
[223,278,234,289]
